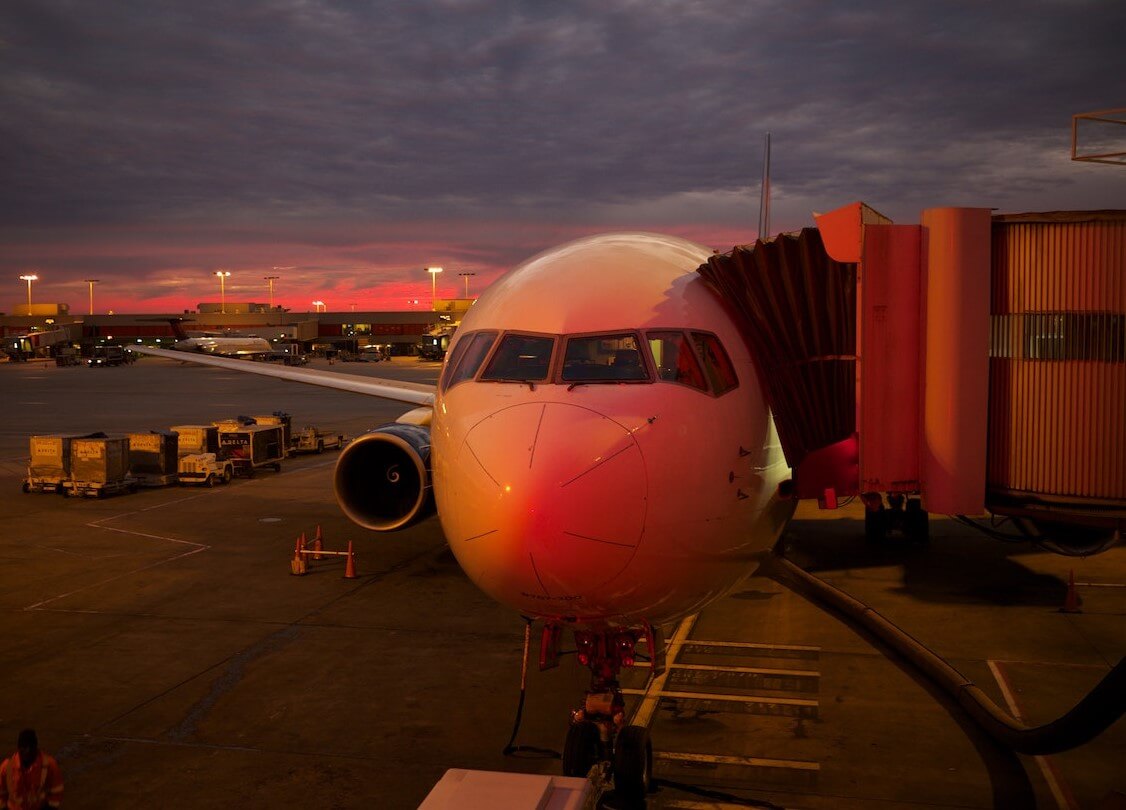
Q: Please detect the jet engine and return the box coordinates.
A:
[333,423,434,531]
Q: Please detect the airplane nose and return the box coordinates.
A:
[446,402,647,599]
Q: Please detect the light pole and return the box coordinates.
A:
[458,271,477,297]
[19,274,38,309]
[427,266,443,306]
[312,300,325,313]
[215,270,231,314]
[83,279,100,315]
[264,275,279,309]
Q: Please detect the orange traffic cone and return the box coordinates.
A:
[344,541,357,579]
[1060,569,1082,613]
[312,524,324,560]
[291,532,307,576]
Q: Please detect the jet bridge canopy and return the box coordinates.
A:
[697,228,858,501]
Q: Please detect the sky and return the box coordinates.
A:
[2,1,1124,315]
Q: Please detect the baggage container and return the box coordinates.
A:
[252,412,292,451]
[24,433,96,493]
[171,425,219,457]
[68,435,136,497]
[128,430,180,486]
[217,423,285,477]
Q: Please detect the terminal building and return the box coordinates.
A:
[0,298,474,360]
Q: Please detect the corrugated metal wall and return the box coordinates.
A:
[989,212,1126,503]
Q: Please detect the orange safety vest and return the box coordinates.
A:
[0,751,64,810]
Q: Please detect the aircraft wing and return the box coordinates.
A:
[129,346,435,407]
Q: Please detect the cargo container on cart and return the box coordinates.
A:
[66,435,136,497]
[216,422,285,477]
[128,431,180,487]
[23,433,94,493]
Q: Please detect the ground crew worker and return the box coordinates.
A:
[0,729,63,810]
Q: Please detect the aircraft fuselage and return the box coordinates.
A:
[431,233,794,628]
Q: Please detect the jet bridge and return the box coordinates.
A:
[697,226,860,507]
[699,203,1125,552]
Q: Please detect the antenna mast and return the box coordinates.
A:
[758,132,771,241]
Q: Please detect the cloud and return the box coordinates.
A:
[1,0,1123,311]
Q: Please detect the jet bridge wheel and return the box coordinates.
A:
[613,724,653,802]
[864,505,887,545]
[904,498,929,545]
[562,720,601,778]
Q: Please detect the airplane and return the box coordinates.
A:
[131,231,792,800]
[162,317,274,357]
[129,227,1126,795]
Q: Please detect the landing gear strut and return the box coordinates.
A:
[543,622,664,805]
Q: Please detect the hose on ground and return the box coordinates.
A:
[763,552,1126,755]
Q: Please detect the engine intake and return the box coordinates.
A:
[333,423,434,531]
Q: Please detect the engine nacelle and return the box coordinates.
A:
[333,423,434,531]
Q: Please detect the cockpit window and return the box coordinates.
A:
[480,333,554,382]
[647,331,707,391]
[692,332,738,395]
[440,330,497,392]
[562,333,649,382]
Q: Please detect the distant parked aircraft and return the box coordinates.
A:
[165,318,273,358]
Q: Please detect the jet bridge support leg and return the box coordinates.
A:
[862,491,929,545]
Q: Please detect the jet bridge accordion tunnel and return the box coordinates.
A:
[698,204,1125,554]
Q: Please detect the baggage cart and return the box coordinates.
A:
[291,426,345,454]
[171,425,220,456]
[128,431,180,487]
[217,423,285,477]
[252,412,292,453]
[66,435,136,497]
[23,433,96,494]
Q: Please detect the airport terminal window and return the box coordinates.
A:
[691,332,738,395]
[481,333,554,382]
[441,330,498,391]
[646,331,707,391]
[562,333,649,382]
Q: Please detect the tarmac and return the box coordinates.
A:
[0,355,1122,809]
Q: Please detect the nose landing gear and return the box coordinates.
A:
[548,624,663,806]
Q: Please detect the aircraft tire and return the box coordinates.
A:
[562,720,600,778]
[613,724,653,802]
